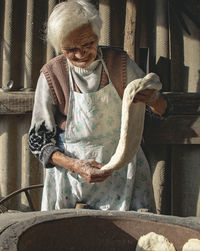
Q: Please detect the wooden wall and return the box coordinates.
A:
[0,0,200,216]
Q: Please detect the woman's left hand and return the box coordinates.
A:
[133,89,158,104]
[133,89,167,116]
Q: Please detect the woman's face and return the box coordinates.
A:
[61,24,98,68]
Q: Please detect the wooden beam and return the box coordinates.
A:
[166,92,200,115]
[1,92,199,114]
[0,91,34,114]
[143,92,200,144]
[144,115,200,144]
[1,92,200,144]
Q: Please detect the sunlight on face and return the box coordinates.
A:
[61,24,98,68]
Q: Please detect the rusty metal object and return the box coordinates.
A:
[0,204,8,213]
[0,184,43,212]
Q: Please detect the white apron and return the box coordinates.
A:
[41,62,156,212]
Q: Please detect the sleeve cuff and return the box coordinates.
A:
[39,144,64,168]
[159,93,174,119]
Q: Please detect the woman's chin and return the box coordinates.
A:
[71,58,94,68]
[73,62,89,68]
[76,63,89,68]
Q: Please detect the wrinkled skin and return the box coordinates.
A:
[50,151,112,183]
[73,159,112,183]
[61,24,98,68]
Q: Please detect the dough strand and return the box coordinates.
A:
[102,73,162,171]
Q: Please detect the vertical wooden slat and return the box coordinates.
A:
[110,0,126,48]
[24,0,34,89]
[0,1,5,86]
[140,0,172,215]
[124,0,137,60]
[154,0,171,215]
[0,119,9,198]
[11,0,27,90]
[170,3,200,217]
[2,0,13,89]
[183,17,200,92]
[46,0,57,62]
[137,0,156,71]
[99,0,111,46]
[31,0,49,90]
[147,146,171,215]
[155,0,170,91]
[170,7,185,92]
[155,0,169,59]
[172,145,200,216]
[0,116,19,209]
[20,115,42,211]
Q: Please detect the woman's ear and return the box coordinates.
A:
[60,48,66,56]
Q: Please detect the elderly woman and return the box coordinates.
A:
[29,0,168,211]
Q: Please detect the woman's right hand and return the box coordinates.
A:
[73,159,112,183]
[50,151,112,183]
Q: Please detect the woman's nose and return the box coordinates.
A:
[75,48,86,58]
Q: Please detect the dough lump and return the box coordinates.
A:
[182,238,200,251]
[135,232,176,251]
[102,73,162,171]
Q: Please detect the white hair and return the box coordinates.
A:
[47,0,102,54]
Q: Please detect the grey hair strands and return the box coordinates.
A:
[47,0,102,54]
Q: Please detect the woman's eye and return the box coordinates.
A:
[83,41,94,48]
[62,47,76,53]
[67,48,76,53]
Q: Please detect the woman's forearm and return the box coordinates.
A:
[148,95,168,116]
[49,151,111,183]
[50,151,75,172]
[133,89,168,116]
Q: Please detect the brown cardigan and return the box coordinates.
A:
[41,46,127,130]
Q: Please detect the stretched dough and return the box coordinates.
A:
[182,238,200,251]
[136,232,176,251]
[102,73,162,171]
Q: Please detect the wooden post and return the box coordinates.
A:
[2,0,13,89]
[46,0,57,61]
[99,0,111,46]
[24,0,34,89]
[124,0,137,60]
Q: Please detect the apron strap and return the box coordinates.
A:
[41,47,127,130]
